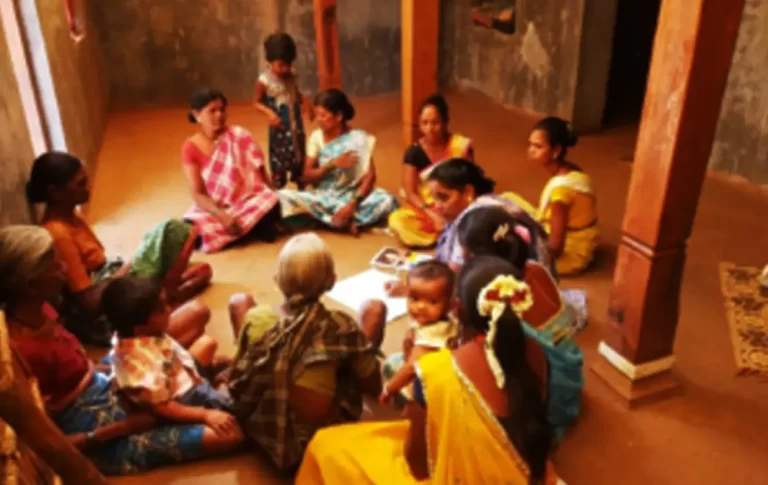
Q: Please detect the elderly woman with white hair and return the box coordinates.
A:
[0,226,225,475]
[224,233,387,473]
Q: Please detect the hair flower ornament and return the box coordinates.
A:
[476,274,534,388]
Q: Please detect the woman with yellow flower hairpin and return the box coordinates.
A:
[296,256,565,485]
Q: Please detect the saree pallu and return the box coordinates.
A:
[184,125,279,253]
[296,349,563,484]
[538,172,599,276]
[1,315,61,485]
[60,219,195,347]
[53,372,204,476]
[522,313,584,442]
[278,129,397,228]
[388,135,472,248]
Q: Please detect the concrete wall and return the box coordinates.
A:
[91,0,401,109]
[0,19,34,226]
[710,0,768,185]
[441,0,588,122]
[34,0,108,167]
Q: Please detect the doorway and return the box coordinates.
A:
[602,0,662,127]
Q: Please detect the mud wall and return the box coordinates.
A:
[440,0,590,123]
[91,0,401,109]
[0,19,34,226]
[710,0,768,185]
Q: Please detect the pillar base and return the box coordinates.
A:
[591,357,682,408]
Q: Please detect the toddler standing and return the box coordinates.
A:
[254,32,313,189]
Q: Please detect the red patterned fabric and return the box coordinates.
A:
[183,125,278,253]
[10,320,90,405]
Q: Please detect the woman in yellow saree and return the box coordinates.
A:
[296,256,563,485]
[388,94,474,248]
[528,117,598,276]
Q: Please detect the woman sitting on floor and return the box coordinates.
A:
[528,117,599,275]
[27,152,212,347]
[386,158,553,298]
[278,89,397,235]
[296,256,563,484]
[0,226,232,476]
[1,310,107,484]
[388,93,474,247]
[225,233,387,473]
[457,208,584,440]
[182,88,282,252]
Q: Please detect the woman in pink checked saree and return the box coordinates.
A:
[181,89,281,253]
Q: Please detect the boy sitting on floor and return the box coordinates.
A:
[102,276,243,451]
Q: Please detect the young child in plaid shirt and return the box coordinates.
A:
[102,276,244,456]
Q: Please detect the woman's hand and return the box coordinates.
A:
[331,201,356,229]
[425,208,446,233]
[204,410,240,436]
[333,151,358,170]
[384,280,407,297]
[215,210,242,236]
[267,111,283,129]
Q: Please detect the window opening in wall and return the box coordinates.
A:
[471,0,516,35]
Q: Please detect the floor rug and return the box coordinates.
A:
[718,262,768,376]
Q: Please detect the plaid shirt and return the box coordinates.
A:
[184,125,278,253]
[112,334,202,405]
[227,300,374,471]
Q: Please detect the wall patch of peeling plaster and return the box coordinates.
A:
[709,0,768,184]
[445,0,586,121]
[520,23,550,80]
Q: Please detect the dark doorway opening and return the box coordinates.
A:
[602,0,662,128]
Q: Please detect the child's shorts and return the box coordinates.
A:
[177,381,233,411]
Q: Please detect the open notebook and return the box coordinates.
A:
[326,268,407,323]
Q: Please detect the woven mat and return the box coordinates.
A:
[718,263,768,376]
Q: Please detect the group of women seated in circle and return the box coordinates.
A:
[0,85,596,483]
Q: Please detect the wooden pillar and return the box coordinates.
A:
[592,0,746,406]
[313,0,341,91]
[401,0,440,146]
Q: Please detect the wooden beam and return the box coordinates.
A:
[592,0,747,405]
[313,0,341,91]
[401,0,439,146]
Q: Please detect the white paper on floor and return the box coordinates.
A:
[326,268,407,323]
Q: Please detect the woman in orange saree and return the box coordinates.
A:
[388,94,474,248]
[296,256,564,485]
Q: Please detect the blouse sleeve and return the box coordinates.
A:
[403,144,430,171]
[549,186,575,205]
[44,222,93,293]
[306,130,324,159]
[181,140,203,166]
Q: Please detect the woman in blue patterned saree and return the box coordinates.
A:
[278,89,397,235]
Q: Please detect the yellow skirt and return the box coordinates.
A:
[556,226,599,276]
[296,420,428,485]
[388,207,439,248]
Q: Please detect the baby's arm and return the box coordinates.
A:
[381,346,430,404]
